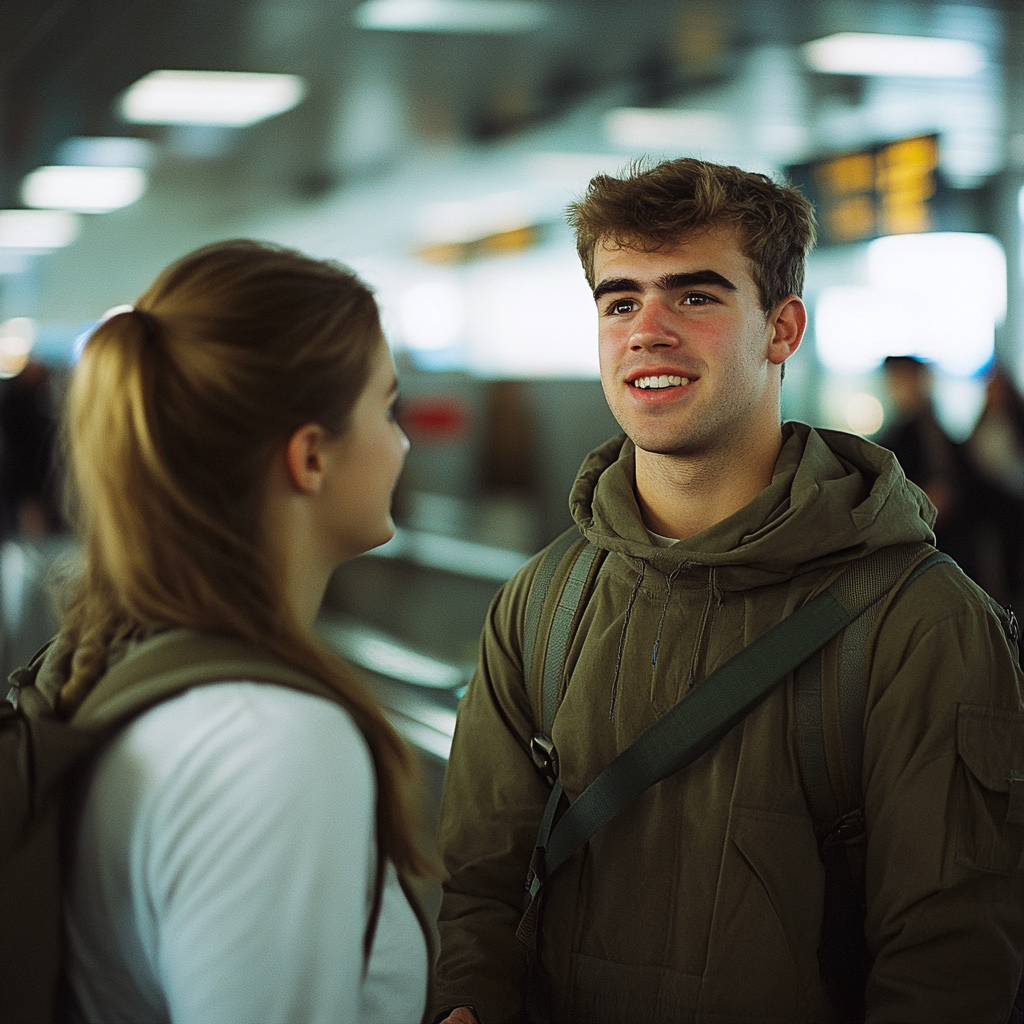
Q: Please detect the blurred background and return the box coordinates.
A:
[3,0,1024,803]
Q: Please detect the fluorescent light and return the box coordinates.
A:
[604,108,733,150]
[0,210,81,248]
[54,136,156,168]
[803,32,985,78]
[21,166,146,213]
[354,0,548,33]
[119,70,306,126]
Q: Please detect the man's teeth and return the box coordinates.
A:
[632,375,690,389]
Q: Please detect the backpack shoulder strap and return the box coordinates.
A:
[796,543,954,853]
[73,628,337,730]
[522,528,603,783]
[796,542,954,1020]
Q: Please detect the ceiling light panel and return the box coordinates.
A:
[354,0,549,33]
[803,33,985,78]
[0,210,81,249]
[119,71,306,126]
[21,166,146,213]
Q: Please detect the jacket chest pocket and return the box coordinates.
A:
[956,703,1024,874]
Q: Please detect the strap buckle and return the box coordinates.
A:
[530,734,559,786]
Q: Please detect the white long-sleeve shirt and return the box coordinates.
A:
[63,681,428,1024]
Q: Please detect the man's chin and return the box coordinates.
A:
[629,436,697,457]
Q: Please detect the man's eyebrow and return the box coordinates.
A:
[593,278,641,301]
[658,270,737,292]
[592,270,737,302]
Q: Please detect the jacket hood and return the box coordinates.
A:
[569,421,936,587]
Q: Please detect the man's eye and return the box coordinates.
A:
[607,299,637,315]
[682,293,713,306]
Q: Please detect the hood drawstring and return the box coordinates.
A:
[687,567,721,691]
[651,565,682,670]
[609,561,645,723]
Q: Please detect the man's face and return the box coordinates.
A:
[593,223,800,459]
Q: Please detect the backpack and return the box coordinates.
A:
[516,528,956,1022]
[0,628,341,1024]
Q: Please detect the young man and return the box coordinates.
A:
[432,159,1024,1023]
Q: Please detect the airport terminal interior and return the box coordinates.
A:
[3,0,1024,838]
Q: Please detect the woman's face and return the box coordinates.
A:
[319,339,409,563]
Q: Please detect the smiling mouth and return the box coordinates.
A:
[631,375,691,389]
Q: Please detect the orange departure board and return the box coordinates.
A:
[787,134,940,245]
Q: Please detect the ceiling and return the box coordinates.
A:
[2,0,1023,333]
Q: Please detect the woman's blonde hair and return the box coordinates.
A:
[60,238,432,878]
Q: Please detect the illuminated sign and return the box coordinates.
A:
[787,134,941,245]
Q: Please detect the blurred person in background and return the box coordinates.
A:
[46,240,433,1024]
[0,359,64,537]
[433,159,1024,1023]
[964,365,1024,610]
[876,355,977,578]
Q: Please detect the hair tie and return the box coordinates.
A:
[131,307,158,342]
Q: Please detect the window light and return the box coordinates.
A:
[0,210,80,249]
[21,166,146,214]
[803,32,985,78]
[815,233,1004,378]
[119,71,306,126]
[353,0,549,33]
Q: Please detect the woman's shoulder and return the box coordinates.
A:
[91,681,376,836]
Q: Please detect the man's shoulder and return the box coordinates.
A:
[866,553,1021,704]
[883,554,1007,631]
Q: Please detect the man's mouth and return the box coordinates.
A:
[631,374,691,390]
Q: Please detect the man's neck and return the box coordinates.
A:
[634,428,783,540]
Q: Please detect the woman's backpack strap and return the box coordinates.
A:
[73,628,337,729]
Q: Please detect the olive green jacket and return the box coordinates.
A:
[435,423,1024,1023]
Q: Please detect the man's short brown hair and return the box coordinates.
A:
[567,157,816,312]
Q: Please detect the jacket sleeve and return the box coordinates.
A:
[433,566,550,1024]
[863,567,1024,1023]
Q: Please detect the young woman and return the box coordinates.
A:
[54,239,433,1023]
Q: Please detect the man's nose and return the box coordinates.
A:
[629,298,679,350]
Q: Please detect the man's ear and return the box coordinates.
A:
[284,423,328,496]
[767,296,807,366]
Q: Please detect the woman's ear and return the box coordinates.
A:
[284,424,328,495]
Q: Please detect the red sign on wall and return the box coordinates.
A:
[399,396,471,442]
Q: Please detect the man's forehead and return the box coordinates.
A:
[593,223,754,277]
